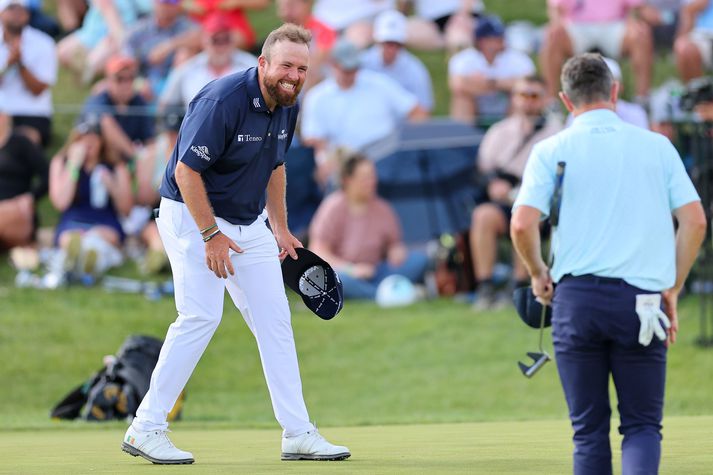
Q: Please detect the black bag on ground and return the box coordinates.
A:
[50,335,184,422]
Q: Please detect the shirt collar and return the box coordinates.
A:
[246,67,270,113]
[571,108,620,127]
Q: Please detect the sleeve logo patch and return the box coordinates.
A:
[190,145,211,161]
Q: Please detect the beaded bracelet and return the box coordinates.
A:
[202,229,221,242]
[200,223,218,235]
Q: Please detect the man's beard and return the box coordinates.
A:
[264,75,301,107]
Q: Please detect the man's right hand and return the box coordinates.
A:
[531,266,554,305]
[204,232,243,278]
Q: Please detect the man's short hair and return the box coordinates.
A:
[339,153,368,183]
[561,53,613,107]
[261,23,312,60]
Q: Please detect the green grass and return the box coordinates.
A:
[2,276,712,430]
[1,417,712,474]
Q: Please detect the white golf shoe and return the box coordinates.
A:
[281,430,351,461]
[121,425,194,465]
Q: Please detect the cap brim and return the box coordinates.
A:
[512,286,552,329]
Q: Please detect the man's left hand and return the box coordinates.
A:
[275,229,303,260]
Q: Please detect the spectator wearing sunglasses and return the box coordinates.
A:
[80,55,156,163]
[470,75,562,310]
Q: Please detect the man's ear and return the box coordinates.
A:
[611,81,620,105]
[559,91,575,113]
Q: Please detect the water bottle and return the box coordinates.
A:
[90,165,109,208]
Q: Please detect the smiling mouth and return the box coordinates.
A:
[279,81,296,92]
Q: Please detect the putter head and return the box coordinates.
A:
[518,351,551,378]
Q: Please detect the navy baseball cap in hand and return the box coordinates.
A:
[512,286,552,329]
[282,248,344,320]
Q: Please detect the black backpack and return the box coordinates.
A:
[51,335,184,421]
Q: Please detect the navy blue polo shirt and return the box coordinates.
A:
[160,67,299,225]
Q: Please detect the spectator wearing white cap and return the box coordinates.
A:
[361,10,434,112]
[448,15,536,126]
[301,37,428,187]
[0,0,57,147]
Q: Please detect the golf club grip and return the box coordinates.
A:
[549,162,566,227]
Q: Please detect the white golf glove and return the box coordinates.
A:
[635,294,671,346]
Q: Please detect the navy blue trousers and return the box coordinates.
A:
[552,275,667,475]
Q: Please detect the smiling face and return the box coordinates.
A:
[258,39,309,108]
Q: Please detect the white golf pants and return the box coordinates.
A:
[132,198,314,437]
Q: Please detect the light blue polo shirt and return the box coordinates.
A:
[513,109,700,291]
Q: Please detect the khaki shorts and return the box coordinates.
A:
[566,21,626,58]
[689,29,713,70]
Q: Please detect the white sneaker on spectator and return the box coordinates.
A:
[121,425,194,465]
[281,430,351,461]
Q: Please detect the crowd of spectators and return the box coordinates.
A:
[1,0,711,308]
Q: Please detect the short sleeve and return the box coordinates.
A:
[448,50,479,76]
[512,143,556,216]
[309,194,343,250]
[509,52,536,78]
[663,139,700,210]
[300,87,328,141]
[81,93,112,119]
[375,74,417,120]
[25,35,57,85]
[412,61,434,111]
[175,98,232,173]
[159,66,185,109]
[381,201,402,246]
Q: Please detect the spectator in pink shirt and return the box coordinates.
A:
[540,0,653,101]
[309,154,428,300]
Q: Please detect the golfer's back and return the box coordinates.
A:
[517,109,698,291]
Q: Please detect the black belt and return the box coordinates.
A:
[561,274,626,285]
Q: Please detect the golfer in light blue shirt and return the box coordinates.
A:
[511,53,706,475]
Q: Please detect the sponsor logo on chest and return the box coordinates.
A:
[236,134,263,142]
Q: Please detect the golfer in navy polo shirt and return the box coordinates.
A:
[121,24,350,465]
[511,53,706,475]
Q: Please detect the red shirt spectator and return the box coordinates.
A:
[183,0,269,49]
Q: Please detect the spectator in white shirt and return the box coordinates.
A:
[361,9,434,112]
[0,0,56,147]
[301,37,427,187]
[159,13,257,111]
[448,16,535,127]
